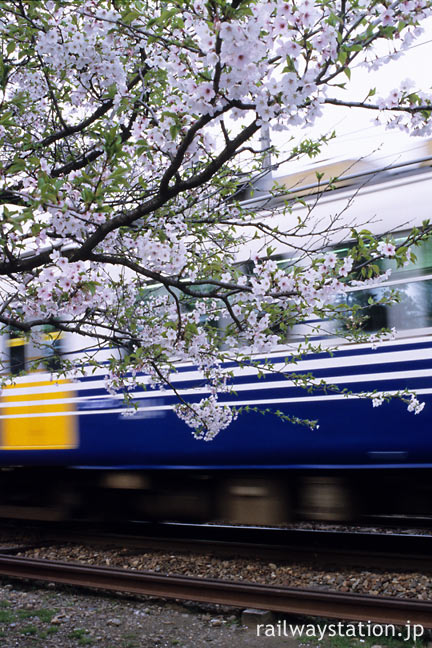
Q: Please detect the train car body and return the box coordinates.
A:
[1,156,432,522]
[0,335,431,471]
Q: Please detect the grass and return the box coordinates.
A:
[263,616,431,648]
[297,620,428,648]
[0,604,63,644]
[18,608,57,623]
[321,638,425,648]
[21,625,38,636]
[0,608,15,623]
[0,605,58,625]
[121,632,139,648]
[67,628,95,646]
[39,626,59,639]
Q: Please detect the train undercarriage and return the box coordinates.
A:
[1,467,432,525]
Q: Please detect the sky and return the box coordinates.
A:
[273,17,432,177]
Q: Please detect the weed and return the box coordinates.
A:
[68,628,94,646]
[0,609,15,623]
[39,627,59,638]
[18,608,57,623]
[21,625,38,636]
[304,624,428,648]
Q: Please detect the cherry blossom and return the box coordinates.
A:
[377,241,397,257]
[0,0,430,438]
[408,395,426,415]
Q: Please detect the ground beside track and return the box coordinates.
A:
[0,580,280,648]
[3,525,432,646]
[0,580,430,648]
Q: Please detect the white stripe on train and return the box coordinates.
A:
[1,387,432,419]
[2,342,432,398]
[0,366,431,410]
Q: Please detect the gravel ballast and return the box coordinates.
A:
[17,542,432,600]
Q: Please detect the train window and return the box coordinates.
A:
[338,235,432,279]
[137,237,432,346]
[385,235,432,277]
[338,278,432,333]
[7,331,26,374]
[325,234,432,335]
[389,280,432,329]
[41,327,63,371]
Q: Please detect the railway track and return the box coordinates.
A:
[0,552,431,628]
[6,520,432,572]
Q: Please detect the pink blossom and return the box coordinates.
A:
[196,82,215,101]
[339,256,354,277]
[377,241,396,257]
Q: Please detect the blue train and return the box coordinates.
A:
[1,152,432,523]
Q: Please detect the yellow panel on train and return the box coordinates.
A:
[1,380,77,450]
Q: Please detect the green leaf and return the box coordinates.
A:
[82,281,99,296]
[266,246,275,258]
[6,159,26,174]
[170,124,180,140]
[338,50,347,65]
[122,10,140,24]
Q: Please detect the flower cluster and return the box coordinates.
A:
[175,396,237,441]
[408,395,426,415]
[35,5,128,106]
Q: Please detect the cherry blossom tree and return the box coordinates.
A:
[0,0,431,439]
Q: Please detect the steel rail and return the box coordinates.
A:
[0,553,431,627]
[11,521,432,572]
[44,533,432,572]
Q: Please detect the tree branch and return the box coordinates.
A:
[325,98,432,114]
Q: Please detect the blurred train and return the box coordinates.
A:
[1,149,432,525]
